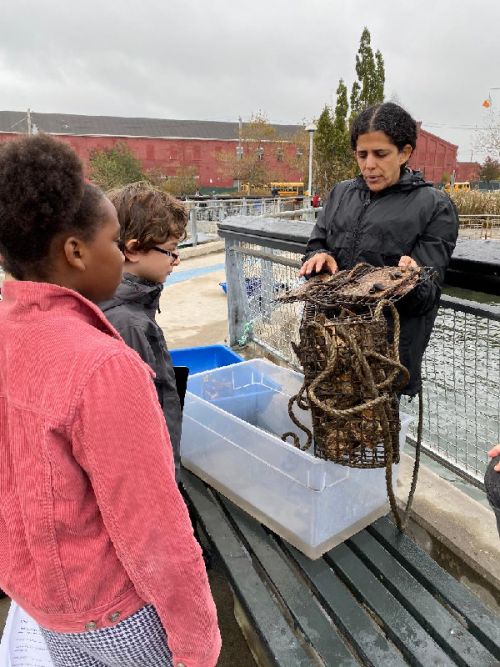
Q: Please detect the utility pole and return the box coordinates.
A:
[27,108,32,135]
[305,123,317,199]
[237,116,243,193]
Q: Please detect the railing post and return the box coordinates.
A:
[225,239,251,346]
[189,207,198,247]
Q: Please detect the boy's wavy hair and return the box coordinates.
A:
[108,182,188,252]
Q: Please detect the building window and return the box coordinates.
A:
[146,144,155,160]
[276,148,284,162]
[256,146,264,161]
[236,145,244,159]
[296,147,304,158]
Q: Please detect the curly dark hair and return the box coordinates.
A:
[0,134,105,279]
[108,182,188,252]
[350,102,417,152]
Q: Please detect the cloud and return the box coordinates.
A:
[1,0,499,158]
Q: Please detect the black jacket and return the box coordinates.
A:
[100,274,182,478]
[303,170,459,396]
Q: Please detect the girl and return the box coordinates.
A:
[0,134,220,667]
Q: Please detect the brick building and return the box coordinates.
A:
[0,110,462,189]
[408,124,458,184]
[455,161,481,182]
[0,111,302,190]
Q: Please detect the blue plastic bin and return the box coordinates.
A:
[170,344,243,375]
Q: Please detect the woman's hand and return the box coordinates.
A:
[398,255,419,269]
[299,253,338,277]
[488,444,500,472]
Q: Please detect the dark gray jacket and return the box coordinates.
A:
[100,274,182,478]
[304,171,459,396]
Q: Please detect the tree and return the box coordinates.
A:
[480,156,500,182]
[217,112,280,191]
[475,110,500,160]
[331,79,356,178]
[314,82,357,194]
[163,166,199,196]
[89,142,145,190]
[350,27,385,116]
[314,106,336,194]
[284,126,310,185]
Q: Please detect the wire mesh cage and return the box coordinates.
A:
[278,264,435,469]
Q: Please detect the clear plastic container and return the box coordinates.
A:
[181,359,411,559]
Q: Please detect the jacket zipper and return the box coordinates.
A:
[348,198,370,267]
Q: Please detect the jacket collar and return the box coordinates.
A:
[1,280,121,339]
[100,273,163,318]
[353,169,432,195]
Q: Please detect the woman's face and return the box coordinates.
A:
[355,131,412,193]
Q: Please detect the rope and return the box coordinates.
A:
[283,293,422,532]
[400,387,423,530]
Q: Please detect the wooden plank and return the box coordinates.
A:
[282,543,408,667]
[368,517,500,660]
[182,473,314,666]
[219,497,358,667]
[348,530,497,666]
[326,543,456,667]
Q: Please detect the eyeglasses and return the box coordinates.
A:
[151,246,180,262]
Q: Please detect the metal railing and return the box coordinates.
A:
[185,197,500,246]
[183,197,309,245]
[457,215,500,240]
[219,216,500,487]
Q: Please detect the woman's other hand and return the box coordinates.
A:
[299,253,338,277]
[487,444,500,472]
[398,255,419,269]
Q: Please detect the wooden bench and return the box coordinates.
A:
[183,471,500,667]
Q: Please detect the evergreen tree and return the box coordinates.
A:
[350,27,385,115]
[332,79,351,166]
[313,106,336,194]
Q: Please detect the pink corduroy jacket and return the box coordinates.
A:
[0,281,221,667]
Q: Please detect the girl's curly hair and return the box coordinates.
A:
[0,134,105,279]
[350,102,417,152]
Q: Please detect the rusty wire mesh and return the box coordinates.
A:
[229,240,500,485]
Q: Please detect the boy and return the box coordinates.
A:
[100,182,187,482]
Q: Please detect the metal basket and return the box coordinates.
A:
[279,263,434,469]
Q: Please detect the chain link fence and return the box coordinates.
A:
[184,197,310,244]
[222,225,500,488]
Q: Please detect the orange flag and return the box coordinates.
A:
[482,99,491,108]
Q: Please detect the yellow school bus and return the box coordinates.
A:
[444,181,470,193]
[269,182,304,197]
[240,181,304,197]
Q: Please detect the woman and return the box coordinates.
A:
[300,102,459,396]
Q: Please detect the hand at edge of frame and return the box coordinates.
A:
[398,255,419,269]
[487,444,500,472]
[299,253,338,277]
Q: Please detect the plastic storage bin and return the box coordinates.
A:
[170,344,243,375]
[181,359,411,559]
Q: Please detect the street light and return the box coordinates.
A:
[305,123,317,199]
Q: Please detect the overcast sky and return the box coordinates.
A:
[1,0,499,161]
